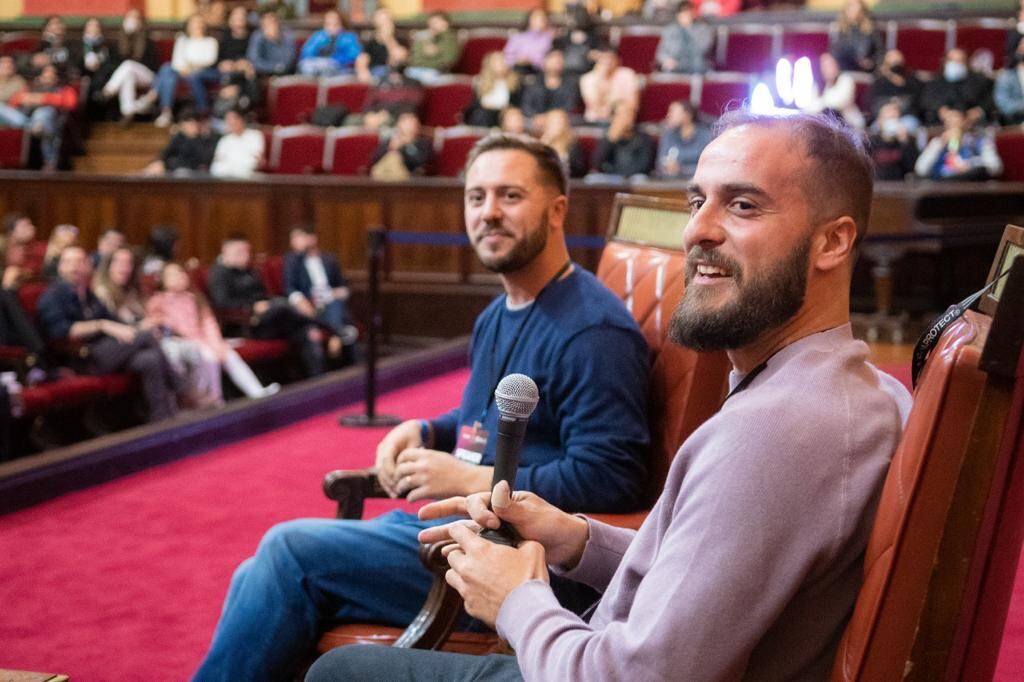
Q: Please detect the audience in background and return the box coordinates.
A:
[594,102,653,177]
[142,224,179,277]
[103,9,160,123]
[656,100,711,179]
[206,5,256,115]
[37,246,179,422]
[355,8,408,84]
[829,0,882,73]
[149,262,280,403]
[580,48,640,124]
[6,64,78,171]
[406,11,459,84]
[1008,1,1024,65]
[79,18,117,116]
[145,108,218,176]
[499,105,528,135]
[870,49,922,122]
[0,240,48,382]
[540,108,587,178]
[556,6,599,78]
[297,9,362,77]
[153,14,219,127]
[995,38,1024,124]
[504,8,554,74]
[91,228,125,269]
[656,1,713,74]
[247,9,296,77]
[3,213,45,279]
[869,100,920,181]
[41,223,78,281]
[520,49,580,125]
[801,52,865,129]
[210,109,264,178]
[915,107,1003,181]
[465,51,521,128]
[370,110,432,179]
[919,48,995,126]
[0,55,27,124]
[33,15,76,77]
[357,70,424,129]
[92,245,147,325]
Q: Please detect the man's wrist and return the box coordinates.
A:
[418,419,433,448]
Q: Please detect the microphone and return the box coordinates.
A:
[478,373,539,547]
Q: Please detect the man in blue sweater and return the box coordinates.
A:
[193,135,651,682]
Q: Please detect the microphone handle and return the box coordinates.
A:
[479,413,528,547]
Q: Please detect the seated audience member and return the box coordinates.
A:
[504,8,554,75]
[153,14,219,127]
[579,48,639,125]
[7,64,78,171]
[210,109,264,179]
[829,0,883,72]
[193,135,651,682]
[203,5,256,114]
[499,105,528,135]
[36,246,179,422]
[307,112,913,682]
[520,50,580,125]
[247,9,296,77]
[41,223,78,281]
[919,48,995,126]
[0,55,27,126]
[148,262,279,404]
[870,49,923,123]
[869,100,919,181]
[195,0,226,29]
[370,110,432,179]
[207,235,326,377]
[0,239,49,380]
[297,10,362,77]
[357,71,425,129]
[92,245,147,325]
[1008,1,1024,66]
[801,52,865,130]
[594,102,654,177]
[994,39,1024,124]
[555,7,599,78]
[142,224,179,277]
[283,224,358,355]
[3,213,45,279]
[91,228,125,269]
[656,100,711,179]
[406,11,459,84]
[32,15,77,76]
[103,9,160,123]
[79,17,117,116]
[464,51,521,128]
[355,8,408,84]
[915,107,1003,181]
[656,1,713,74]
[540,108,587,178]
[144,108,218,176]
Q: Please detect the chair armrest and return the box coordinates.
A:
[393,540,465,650]
[322,468,388,519]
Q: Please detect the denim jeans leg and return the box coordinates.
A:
[30,107,59,166]
[188,67,221,113]
[156,63,179,109]
[0,103,27,127]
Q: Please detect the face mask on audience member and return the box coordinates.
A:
[944,61,968,82]
[124,16,141,33]
[881,118,901,138]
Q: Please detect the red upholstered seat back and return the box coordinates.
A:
[268,77,319,126]
[420,78,475,128]
[269,125,325,175]
[831,310,990,682]
[596,240,730,502]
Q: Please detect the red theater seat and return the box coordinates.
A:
[433,126,487,177]
[890,20,952,73]
[637,74,696,123]
[0,31,40,56]
[453,30,508,75]
[575,126,604,175]
[153,36,175,66]
[0,127,27,168]
[268,125,325,175]
[419,77,474,128]
[268,77,319,126]
[781,25,831,63]
[955,20,1011,71]
[849,71,874,113]
[616,27,661,75]
[995,131,1024,181]
[259,255,285,298]
[717,25,777,74]
[318,75,370,114]
[697,72,750,118]
[322,128,379,176]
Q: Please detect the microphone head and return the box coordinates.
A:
[495,373,539,420]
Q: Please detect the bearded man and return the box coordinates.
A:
[308,112,914,681]
[193,135,651,682]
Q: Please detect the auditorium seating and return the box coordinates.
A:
[888,20,952,73]
[614,26,662,75]
[780,24,831,63]
[432,126,487,177]
[452,29,508,76]
[697,71,750,118]
[636,74,696,124]
[419,76,475,128]
[716,24,776,74]
[995,131,1024,182]
[322,127,379,176]
[318,75,370,115]
[315,194,731,654]
[268,125,325,175]
[267,76,320,126]
[954,18,1010,70]
[0,31,39,56]
[0,127,27,169]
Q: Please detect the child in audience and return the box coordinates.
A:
[147,262,279,404]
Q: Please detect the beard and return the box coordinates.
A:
[473,210,549,274]
[668,236,811,351]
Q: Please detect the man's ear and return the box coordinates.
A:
[813,216,857,273]
[548,194,568,233]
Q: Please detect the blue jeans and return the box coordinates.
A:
[317,299,350,337]
[308,646,522,682]
[2,106,61,167]
[193,510,445,682]
[155,64,221,113]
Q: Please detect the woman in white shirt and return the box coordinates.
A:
[153,14,218,127]
[464,51,521,128]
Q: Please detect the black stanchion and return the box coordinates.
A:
[340,226,401,428]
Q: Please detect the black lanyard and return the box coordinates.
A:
[721,359,769,405]
[479,259,573,424]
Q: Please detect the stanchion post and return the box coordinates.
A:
[340,226,401,428]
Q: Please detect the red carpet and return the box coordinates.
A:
[0,366,1022,680]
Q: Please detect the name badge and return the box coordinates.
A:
[454,422,488,464]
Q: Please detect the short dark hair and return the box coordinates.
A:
[4,211,28,235]
[464,133,568,197]
[290,224,316,236]
[714,111,874,244]
[223,232,249,244]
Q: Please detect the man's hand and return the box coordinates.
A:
[332,286,350,301]
[419,481,590,570]
[252,300,271,316]
[103,320,138,344]
[442,521,549,627]
[294,296,316,318]
[394,449,491,502]
[375,419,425,497]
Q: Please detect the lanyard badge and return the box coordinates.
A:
[454,421,489,464]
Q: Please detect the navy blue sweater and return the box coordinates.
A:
[430,266,651,514]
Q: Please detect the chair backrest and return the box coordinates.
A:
[954,19,1010,71]
[433,126,487,177]
[269,125,325,175]
[614,27,662,75]
[889,20,953,73]
[697,72,750,118]
[267,76,320,126]
[318,75,370,114]
[995,131,1024,182]
[780,24,831,63]
[636,74,696,124]
[453,30,508,75]
[716,25,778,74]
[0,127,28,169]
[322,127,379,176]
[0,31,40,56]
[595,194,730,501]
[419,76,475,128]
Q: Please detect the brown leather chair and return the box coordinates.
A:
[832,256,1024,681]
[317,195,730,652]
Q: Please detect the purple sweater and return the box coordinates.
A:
[496,325,912,681]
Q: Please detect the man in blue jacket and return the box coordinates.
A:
[193,135,652,682]
[297,9,362,77]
